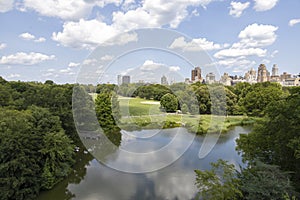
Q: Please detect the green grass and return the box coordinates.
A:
[118,96,162,116]
[91,95,257,134]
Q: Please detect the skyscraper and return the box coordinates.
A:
[272,64,279,76]
[161,75,168,85]
[257,64,269,83]
[117,75,122,85]
[122,75,130,84]
[191,67,202,82]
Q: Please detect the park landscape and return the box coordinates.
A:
[1,76,299,199]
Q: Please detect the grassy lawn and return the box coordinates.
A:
[118,96,162,116]
[91,94,257,134]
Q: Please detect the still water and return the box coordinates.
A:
[38,126,251,200]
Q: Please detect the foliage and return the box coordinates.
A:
[194,159,242,200]
[181,103,189,114]
[95,91,121,146]
[0,107,75,199]
[133,84,172,100]
[237,87,300,191]
[239,161,297,200]
[160,93,178,112]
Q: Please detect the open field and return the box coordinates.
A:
[118,96,162,116]
[90,94,257,134]
[117,95,257,134]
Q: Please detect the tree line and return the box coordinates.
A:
[195,87,300,199]
[115,81,291,116]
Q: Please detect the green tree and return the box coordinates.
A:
[40,131,75,190]
[237,87,300,191]
[160,93,178,112]
[194,159,242,200]
[0,109,41,200]
[95,92,121,146]
[181,103,189,114]
[239,161,296,200]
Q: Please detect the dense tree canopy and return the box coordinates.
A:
[237,87,300,193]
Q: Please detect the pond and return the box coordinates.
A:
[38,126,251,200]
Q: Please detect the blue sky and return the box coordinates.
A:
[0,0,299,84]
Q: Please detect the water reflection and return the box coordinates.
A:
[38,126,251,200]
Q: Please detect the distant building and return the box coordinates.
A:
[220,73,232,86]
[206,72,216,84]
[280,72,292,82]
[191,67,202,82]
[161,75,168,85]
[282,77,300,86]
[117,75,122,85]
[185,78,192,84]
[122,75,130,84]
[257,64,270,83]
[244,68,257,84]
[270,64,280,82]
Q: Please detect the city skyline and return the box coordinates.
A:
[115,63,299,87]
[0,0,300,83]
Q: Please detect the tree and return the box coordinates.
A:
[239,161,296,200]
[160,93,178,112]
[241,82,285,116]
[237,87,300,191]
[0,109,41,200]
[194,159,242,200]
[39,131,75,190]
[181,103,189,114]
[95,92,121,146]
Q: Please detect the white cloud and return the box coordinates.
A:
[7,74,21,78]
[47,68,56,72]
[253,0,279,11]
[214,47,267,59]
[140,60,163,71]
[22,0,122,20]
[289,18,300,27]
[0,43,7,50]
[229,1,250,17]
[270,50,279,58]
[68,62,81,67]
[113,0,216,30]
[214,57,254,67]
[100,55,114,61]
[213,23,278,71]
[0,52,55,65]
[19,32,35,40]
[237,23,278,48]
[51,0,221,49]
[0,0,14,12]
[169,66,180,72]
[59,67,72,73]
[19,33,46,43]
[34,37,46,43]
[52,19,137,49]
[82,58,98,66]
[169,36,227,51]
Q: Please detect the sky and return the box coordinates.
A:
[0,0,300,84]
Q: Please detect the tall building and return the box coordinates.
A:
[161,75,168,85]
[270,64,280,82]
[257,64,269,83]
[117,75,122,85]
[244,68,257,84]
[122,75,130,84]
[206,72,216,84]
[272,64,279,76]
[191,67,202,82]
[220,73,232,86]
